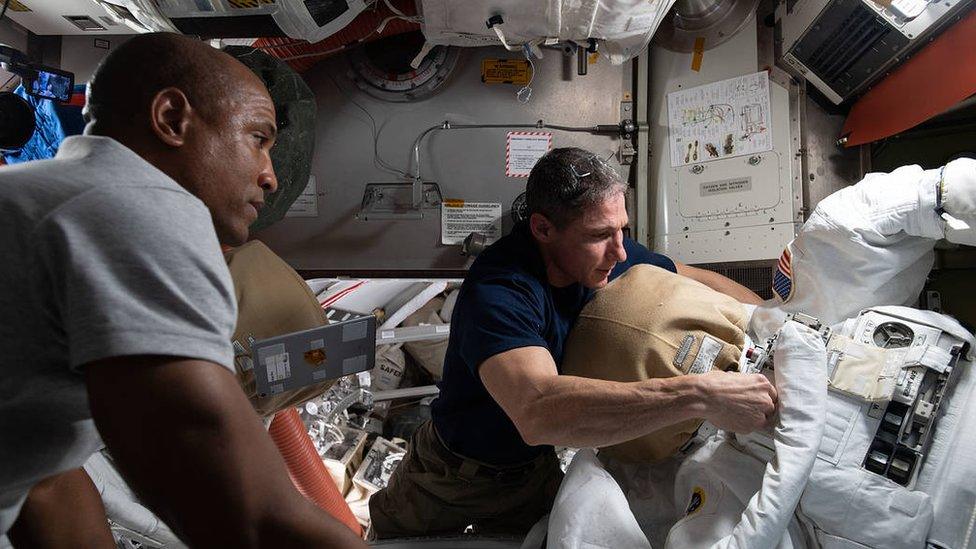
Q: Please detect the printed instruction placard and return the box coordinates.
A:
[441,200,502,245]
[506,131,552,177]
[666,71,772,168]
[285,175,318,218]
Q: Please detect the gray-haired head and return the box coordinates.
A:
[526,147,627,228]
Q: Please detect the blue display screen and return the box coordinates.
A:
[30,69,73,102]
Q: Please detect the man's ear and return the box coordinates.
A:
[149,87,194,147]
[529,212,556,243]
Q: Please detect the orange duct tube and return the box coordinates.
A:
[269,408,363,538]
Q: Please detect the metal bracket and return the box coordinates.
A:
[357,182,443,221]
[619,100,636,165]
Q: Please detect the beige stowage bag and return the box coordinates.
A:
[225,240,334,416]
[562,264,748,463]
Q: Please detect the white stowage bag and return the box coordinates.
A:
[546,448,652,549]
[83,451,184,548]
[666,321,826,549]
[419,0,676,64]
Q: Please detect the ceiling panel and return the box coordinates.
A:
[4,0,139,35]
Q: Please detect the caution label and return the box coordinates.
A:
[441,201,502,245]
[482,59,532,85]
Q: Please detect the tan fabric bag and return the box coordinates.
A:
[562,264,748,462]
[225,240,335,416]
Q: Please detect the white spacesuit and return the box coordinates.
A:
[547,159,976,549]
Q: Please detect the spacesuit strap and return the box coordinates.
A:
[901,344,953,375]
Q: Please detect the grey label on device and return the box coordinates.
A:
[700,177,752,196]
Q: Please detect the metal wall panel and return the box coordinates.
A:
[254,46,627,271]
[648,17,802,264]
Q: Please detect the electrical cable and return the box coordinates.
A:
[410,120,622,181]
[326,72,411,179]
[0,0,11,23]
[517,45,535,103]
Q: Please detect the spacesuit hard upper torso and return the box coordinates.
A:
[546,159,976,549]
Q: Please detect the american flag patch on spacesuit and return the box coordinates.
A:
[772,246,794,302]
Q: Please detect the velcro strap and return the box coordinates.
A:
[901,344,953,374]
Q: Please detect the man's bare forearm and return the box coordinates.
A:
[517,374,710,448]
[86,356,365,549]
[8,468,115,549]
[675,263,762,304]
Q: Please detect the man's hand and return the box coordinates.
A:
[698,371,778,433]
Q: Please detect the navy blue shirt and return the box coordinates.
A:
[431,222,675,465]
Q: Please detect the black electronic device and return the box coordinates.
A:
[26,66,73,103]
[0,44,75,103]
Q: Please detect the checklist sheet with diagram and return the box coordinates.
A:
[666,71,773,168]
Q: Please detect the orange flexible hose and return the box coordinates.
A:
[269,408,363,538]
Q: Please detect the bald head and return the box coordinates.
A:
[81,33,279,246]
[85,33,261,136]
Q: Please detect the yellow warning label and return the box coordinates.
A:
[7,0,31,12]
[443,199,465,208]
[226,0,275,8]
[481,59,532,86]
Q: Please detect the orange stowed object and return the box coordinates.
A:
[841,8,976,147]
[268,407,363,538]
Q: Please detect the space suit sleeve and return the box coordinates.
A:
[667,320,827,549]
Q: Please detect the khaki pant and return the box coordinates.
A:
[369,421,563,539]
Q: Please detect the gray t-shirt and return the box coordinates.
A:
[0,136,237,534]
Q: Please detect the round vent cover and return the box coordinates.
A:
[347,31,460,103]
[872,322,915,349]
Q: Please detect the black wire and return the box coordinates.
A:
[1,73,16,89]
[0,0,11,22]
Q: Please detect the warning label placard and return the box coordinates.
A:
[482,58,532,85]
[699,177,752,197]
[506,131,552,177]
[441,200,502,245]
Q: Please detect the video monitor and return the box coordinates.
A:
[28,67,74,103]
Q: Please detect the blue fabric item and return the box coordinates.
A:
[2,85,67,164]
[53,85,89,138]
[431,222,675,466]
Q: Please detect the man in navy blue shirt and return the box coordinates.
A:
[370,148,775,539]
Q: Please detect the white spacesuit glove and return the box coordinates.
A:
[940,158,976,246]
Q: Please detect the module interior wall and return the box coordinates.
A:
[254,45,626,271]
